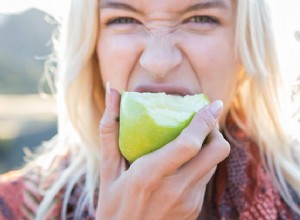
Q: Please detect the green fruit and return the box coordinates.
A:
[119,92,210,163]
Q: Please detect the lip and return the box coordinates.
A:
[134,84,193,96]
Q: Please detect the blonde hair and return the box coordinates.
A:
[231,0,300,213]
[34,0,104,218]
[30,0,300,218]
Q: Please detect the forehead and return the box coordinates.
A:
[100,0,233,13]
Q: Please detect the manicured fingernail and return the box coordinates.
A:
[105,81,111,107]
[209,100,223,118]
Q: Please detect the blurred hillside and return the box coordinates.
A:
[0,9,57,173]
[0,9,55,94]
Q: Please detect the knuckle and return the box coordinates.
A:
[212,137,231,159]
[222,139,231,157]
[128,163,159,192]
[161,186,181,202]
[175,135,200,156]
[99,119,114,136]
[175,189,203,218]
[182,200,201,216]
[196,109,215,132]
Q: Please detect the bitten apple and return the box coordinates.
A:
[119,92,210,163]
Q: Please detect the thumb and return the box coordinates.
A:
[99,82,124,186]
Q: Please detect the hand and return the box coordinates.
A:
[96,87,230,220]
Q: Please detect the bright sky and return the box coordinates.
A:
[268,0,300,80]
[0,0,70,18]
[0,0,299,78]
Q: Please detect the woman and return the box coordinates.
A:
[0,0,299,219]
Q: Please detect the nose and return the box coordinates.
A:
[139,33,183,78]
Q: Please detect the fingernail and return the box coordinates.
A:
[209,100,223,118]
[105,81,111,107]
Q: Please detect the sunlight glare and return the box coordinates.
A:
[0,0,70,18]
[268,0,300,80]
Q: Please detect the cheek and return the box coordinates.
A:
[97,34,141,91]
[184,34,239,103]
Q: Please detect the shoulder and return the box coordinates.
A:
[0,168,45,219]
[0,170,27,219]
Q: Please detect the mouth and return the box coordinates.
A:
[134,84,193,96]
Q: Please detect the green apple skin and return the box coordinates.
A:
[119,92,209,163]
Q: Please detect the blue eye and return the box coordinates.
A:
[188,16,219,24]
[106,17,140,25]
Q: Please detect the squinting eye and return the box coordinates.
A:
[189,16,218,24]
[106,17,141,25]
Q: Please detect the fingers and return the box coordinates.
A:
[99,82,125,186]
[178,126,230,185]
[140,100,223,176]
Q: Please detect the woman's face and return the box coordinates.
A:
[97,0,241,124]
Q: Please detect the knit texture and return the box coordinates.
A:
[0,116,299,219]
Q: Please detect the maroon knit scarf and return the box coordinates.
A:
[207,115,300,219]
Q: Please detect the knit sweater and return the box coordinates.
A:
[0,116,299,219]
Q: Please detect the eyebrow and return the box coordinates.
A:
[99,1,229,13]
[183,1,229,13]
[100,2,141,13]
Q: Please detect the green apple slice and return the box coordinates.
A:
[119,92,210,163]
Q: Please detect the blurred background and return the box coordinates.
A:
[0,9,58,173]
[0,1,299,174]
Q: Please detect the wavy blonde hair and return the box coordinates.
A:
[31,0,300,218]
[232,0,300,213]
